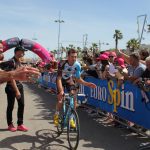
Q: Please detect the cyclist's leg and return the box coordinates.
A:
[66,84,78,109]
[54,88,64,126]
[56,91,64,111]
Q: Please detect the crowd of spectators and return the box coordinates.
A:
[80,48,150,131]
[81,49,150,87]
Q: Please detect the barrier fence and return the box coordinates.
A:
[38,72,150,129]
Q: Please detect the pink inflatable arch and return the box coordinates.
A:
[2,37,52,63]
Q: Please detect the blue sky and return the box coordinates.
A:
[1,0,150,59]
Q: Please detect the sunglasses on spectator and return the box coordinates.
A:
[109,56,114,58]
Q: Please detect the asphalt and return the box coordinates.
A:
[0,83,149,150]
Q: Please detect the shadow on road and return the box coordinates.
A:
[0,129,69,150]
[25,83,56,122]
[22,83,148,150]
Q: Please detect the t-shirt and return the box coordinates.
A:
[128,63,146,77]
[7,57,22,85]
[109,63,118,74]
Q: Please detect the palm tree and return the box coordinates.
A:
[113,30,123,50]
[51,49,57,58]
[90,43,98,56]
[68,44,75,49]
[76,46,82,58]
[64,46,71,57]
[126,38,140,52]
[60,46,65,59]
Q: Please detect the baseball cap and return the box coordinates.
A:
[14,46,28,52]
[103,51,110,56]
[96,54,109,60]
[115,57,126,68]
[109,51,117,58]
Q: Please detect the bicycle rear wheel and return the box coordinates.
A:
[67,109,80,150]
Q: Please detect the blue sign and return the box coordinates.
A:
[39,73,150,129]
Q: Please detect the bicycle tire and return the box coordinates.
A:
[67,109,80,150]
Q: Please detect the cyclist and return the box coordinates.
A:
[54,48,96,128]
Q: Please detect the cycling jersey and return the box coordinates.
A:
[57,60,81,92]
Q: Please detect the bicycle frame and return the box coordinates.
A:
[57,93,85,150]
[62,94,74,127]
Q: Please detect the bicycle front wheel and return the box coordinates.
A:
[67,109,80,150]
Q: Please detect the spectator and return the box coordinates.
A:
[114,57,128,88]
[142,56,150,80]
[116,48,149,65]
[122,52,146,82]
[114,57,128,78]
[5,46,28,132]
[139,49,149,61]
[108,51,117,76]
[96,54,109,79]
[134,56,150,89]
[82,54,103,79]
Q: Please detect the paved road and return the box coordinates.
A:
[0,83,148,150]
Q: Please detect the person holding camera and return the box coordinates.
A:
[5,46,28,132]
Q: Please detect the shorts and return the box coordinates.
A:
[64,84,79,93]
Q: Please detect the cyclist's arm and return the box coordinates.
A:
[76,77,96,88]
[75,62,96,88]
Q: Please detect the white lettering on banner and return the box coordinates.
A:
[79,84,84,94]
[120,85,135,111]
[108,80,135,112]
[91,86,107,101]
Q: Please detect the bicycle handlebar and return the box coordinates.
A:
[64,93,86,97]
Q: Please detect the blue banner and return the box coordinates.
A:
[84,77,150,129]
[39,73,150,129]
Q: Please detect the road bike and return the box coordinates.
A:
[56,93,85,150]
